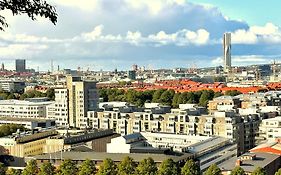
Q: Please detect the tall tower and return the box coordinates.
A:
[223,33,231,73]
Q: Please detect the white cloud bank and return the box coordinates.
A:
[232,23,281,44]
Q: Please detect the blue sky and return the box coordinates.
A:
[189,0,281,26]
[0,0,281,71]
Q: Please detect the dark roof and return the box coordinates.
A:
[32,151,193,163]
[219,152,280,172]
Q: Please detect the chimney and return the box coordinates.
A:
[236,159,242,166]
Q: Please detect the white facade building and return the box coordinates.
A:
[0,100,53,118]
[47,88,68,127]
[106,132,211,153]
[259,117,281,141]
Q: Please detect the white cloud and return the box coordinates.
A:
[148,29,210,46]
[211,55,270,66]
[126,31,142,45]
[232,29,258,44]
[81,25,104,42]
[232,23,281,44]
[52,0,100,11]
[124,0,185,15]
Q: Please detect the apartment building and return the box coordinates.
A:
[88,108,250,153]
[66,76,99,128]
[0,100,53,119]
[47,88,68,126]
[208,96,241,112]
[259,117,281,141]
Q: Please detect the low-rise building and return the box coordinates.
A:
[0,130,58,157]
[0,100,53,119]
[0,117,56,130]
[219,152,281,175]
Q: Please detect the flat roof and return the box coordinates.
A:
[218,152,280,172]
[187,137,230,153]
[0,117,54,122]
[33,151,193,163]
[0,100,53,106]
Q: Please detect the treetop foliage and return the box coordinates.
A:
[0,0,57,31]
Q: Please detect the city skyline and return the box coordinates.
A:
[0,0,281,70]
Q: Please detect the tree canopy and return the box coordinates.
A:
[117,156,136,175]
[252,167,266,175]
[22,159,39,175]
[157,158,179,175]
[136,157,158,175]
[78,159,96,175]
[230,166,245,175]
[38,162,55,175]
[96,158,117,175]
[181,159,200,175]
[0,0,57,31]
[57,159,77,175]
[204,164,221,175]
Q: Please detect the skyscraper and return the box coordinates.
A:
[15,59,26,72]
[223,33,231,73]
[66,75,99,128]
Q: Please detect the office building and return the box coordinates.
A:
[0,100,53,119]
[128,70,136,80]
[15,59,26,72]
[223,33,231,73]
[66,76,99,128]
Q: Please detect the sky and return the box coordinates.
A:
[0,0,281,71]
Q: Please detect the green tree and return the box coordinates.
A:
[225,90,242,96]
[0,0,57,31]
[204,164,221,175]
[78,159,96,175]
[38,162,55,175]
[230,166,245,175]
[152,89,165,103]
[0,124,25,137]
[159,90,175,106]
[57,159,77,175]
[0,162,7,175]
[7,93,15,99]
[252,167,266,175]
[275,168,281,175]
[214,92,223,98]
[22,159,39,175]
[181,159,200,175]
[186,92,196,104]
[136,157,157,175]
[157,158,178,175]
[199,90,214,107]
[6,168,21,175]
[96,158,117,175]
[117,156,136,175]
[46,88,55,101]
[177,92,188,104]
[172,93,180,108]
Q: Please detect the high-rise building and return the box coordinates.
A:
[15,59,26,72]
[66,76,99,128]
[223,33,231,73]
[128,70,136,80]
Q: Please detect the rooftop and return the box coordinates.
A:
[218,152,280,172]
[0,100,53,106]
[0,116,54,123]
[32,151,193,163]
